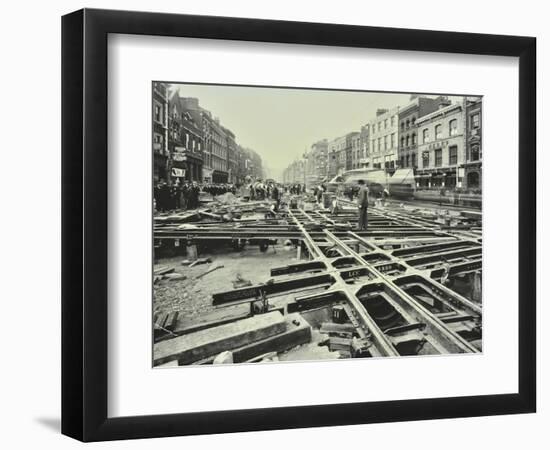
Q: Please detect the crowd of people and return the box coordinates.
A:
[154,181,236,212]
[154,177,328,214]
[284,184,306,195]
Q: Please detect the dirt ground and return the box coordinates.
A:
[153,243,301,321]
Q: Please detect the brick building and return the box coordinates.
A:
[416,101,466,188]
[464,97,482,189]
[152,82,169,183]
[223,127,238,184]
[344,132,360,171]
[358,124,370,168]
[328,135,348,177]
[168,91,203,182]
[369,107,399,169]
[305,139,329,188]
[398,96,448,170]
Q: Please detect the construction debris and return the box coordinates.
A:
[195,265,224,280]
[153,311,287,366]
[153,193,483,365]
[189,257,212,267]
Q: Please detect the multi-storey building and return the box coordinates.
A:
[398,96,448,170]
[350,132,362,170]
[168,91,203,182]
[305,139,329,187]
[416,102,466,188]
[342,132,359,171]
[237,147,264,182]
[464,97,482,189]
[209,117,229,183]
[152,82,169,183]
[328,135,348,176]
[358,124,370,168]
[369,107,399,170]
[223,127,238,184]
[283,159,305,185]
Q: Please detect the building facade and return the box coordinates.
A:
[168,91,203,183]
[152,82,169,183]
[369,107,399,169]
[305,139,329,187]
[283,159,305,185]
[398,96,448,170]
[416,102,466,188]
[223,127,238,184]
[350,132,362,170]
[464,97,482,189]
[343,132,360,171]
[358,124,370,168]
[328,135,348,176]
[238,147,264,182]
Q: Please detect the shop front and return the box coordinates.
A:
[212,170,229,184]
[172,152,203,182]
[154,152,168,184]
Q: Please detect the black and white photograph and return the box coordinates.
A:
[152,82,483,367]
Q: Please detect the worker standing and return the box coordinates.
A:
[357,179,369,231]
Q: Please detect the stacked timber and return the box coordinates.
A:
[153,312,312,366]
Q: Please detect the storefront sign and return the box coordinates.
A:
[171,168,185,177]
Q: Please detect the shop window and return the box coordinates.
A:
[467,171,480,188]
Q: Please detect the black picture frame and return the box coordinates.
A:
[62,8,536,442]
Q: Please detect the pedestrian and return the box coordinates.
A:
[357,179,369,231]
[271,182,280,211]
[181,183,189,210]
[316,184,325,204]
[158,182,170,212]
[189,182,199,209]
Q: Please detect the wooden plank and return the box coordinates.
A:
[319,322,357,335]
[164,311,179,331]
[328,336,352,352]
[173,304,252,336]
[231,314,312,363]
[154,266,175,276]
[154,311,287,366]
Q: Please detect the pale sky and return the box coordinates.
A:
[173,83,465,180]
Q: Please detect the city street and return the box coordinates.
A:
[152,83,483,366]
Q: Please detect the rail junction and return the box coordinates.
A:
[153,198,482,365]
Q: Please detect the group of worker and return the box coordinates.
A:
[154,181,237,212]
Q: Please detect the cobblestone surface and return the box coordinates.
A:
[153,244,298,321]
